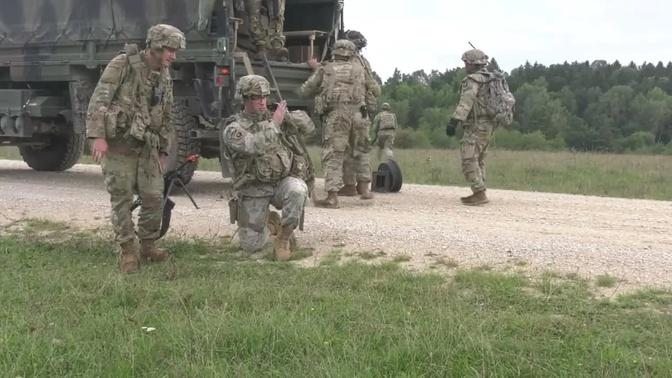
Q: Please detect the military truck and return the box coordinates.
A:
[0,0,342,182]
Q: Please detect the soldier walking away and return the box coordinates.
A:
[446,48,515,206]
[222,75,313,261]
[245,0,288,61]
[371,102,398,160]
[86,24,185,273]
[300,40,379,208]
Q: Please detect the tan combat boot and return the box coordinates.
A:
[252,45,267,61]
[268,38,289,61]
[273,225,294,262]
[314,191,339,208]
[268,47,289,61]
[119,240,139,274]
[140,239,171,263]
[357,182,374,200]
[268,211,297,252]
[461,190,489,206]
[337,184,358,197]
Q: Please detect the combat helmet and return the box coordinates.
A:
[332,39,356,58]
[146,24,186,50]
[236,75,271,99]
[381,102,391,111]
[461,49,488,65]
[344,30,367,50]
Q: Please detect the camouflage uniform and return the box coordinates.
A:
[300,40,378,204]
[452,49,495,198]
[371,103,397,160]
[245,0,286,57]
[342,30,381,190]
[222,75,313,257]
[86,25,185,250]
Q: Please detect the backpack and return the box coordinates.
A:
[321,60,366,108]
[482,71,515,127]
[379,112,397,130]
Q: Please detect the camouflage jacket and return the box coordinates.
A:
[222,110,314,192]
[355,53,381,111]
[300,57,378,115]
[452,68,493,123]
[86,49,174,154]
[372,111,397,136]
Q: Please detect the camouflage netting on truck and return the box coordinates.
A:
[0,0,207,45]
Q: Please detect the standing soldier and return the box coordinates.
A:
[222,75,313,261]
[371,103,398,160]
[446,49,495,206]
[300,40,378,208]
[245,0,288,60]
[339,30,381,196]
[86,24,185,273]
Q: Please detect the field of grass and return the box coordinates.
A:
[1,219,672,376]
[3,145,672,200]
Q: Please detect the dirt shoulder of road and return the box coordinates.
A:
[1,159,671,293]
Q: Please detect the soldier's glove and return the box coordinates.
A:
[360,105,368,119]
[446,118,461,136]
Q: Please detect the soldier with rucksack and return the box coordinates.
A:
[371,103,398,160]
[446,48,515,206]
[300,39,379,208]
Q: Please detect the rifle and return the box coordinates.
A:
[262,53,313,230]
[130,154,200,239]
[268,0,282,18]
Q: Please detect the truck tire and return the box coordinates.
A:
[167,101,200,184]
[19,130,85,171]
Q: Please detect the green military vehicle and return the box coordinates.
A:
[0,0,342,182]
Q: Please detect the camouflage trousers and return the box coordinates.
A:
[101,147,164,244]
[237,176,307,252]
[376,132,395,160]
[245,0,286,48]
[322,107,372,191]
[460,120,495,193]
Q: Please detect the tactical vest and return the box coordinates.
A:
[378,111,397,130]
[321,59,366,108]
[225,115,294,189]
[112,44,171,145]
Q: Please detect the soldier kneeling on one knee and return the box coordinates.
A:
[222,75,314,261]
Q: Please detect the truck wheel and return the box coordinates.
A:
[167,101,200,184]
[19,130,85,171]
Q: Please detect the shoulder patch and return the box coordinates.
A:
[224,123,245,140]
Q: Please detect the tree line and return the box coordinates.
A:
[378,60,672,153]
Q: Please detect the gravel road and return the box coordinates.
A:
[1,159,671,290]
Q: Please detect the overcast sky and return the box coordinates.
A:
[344,0,671,80]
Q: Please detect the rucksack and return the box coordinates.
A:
[378,112,397,130]
[321,60,366,107]
[483,71,515,127]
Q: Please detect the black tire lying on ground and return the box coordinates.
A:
[372,159,403,193]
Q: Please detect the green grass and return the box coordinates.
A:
[4,145,671,200]
[2,219,672,376]
[596,274,619,288]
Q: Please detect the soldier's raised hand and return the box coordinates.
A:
[307,58,320,71]
[91,138,108,163]
[272,100,287,127]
